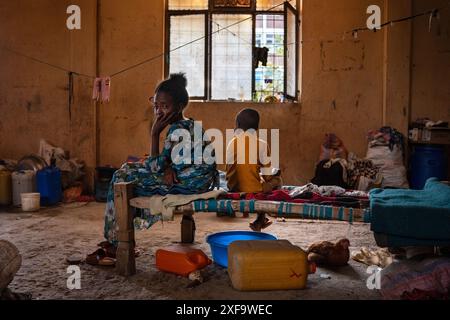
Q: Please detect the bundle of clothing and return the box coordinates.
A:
[346,153,382,191]
[38,139,85,189]
[380,257,450,300]
[312,133,382,191]
[222,184,370,209]
[367,127,405,151]
[366,127,409,189]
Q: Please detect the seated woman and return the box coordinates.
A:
[88,73,218,265]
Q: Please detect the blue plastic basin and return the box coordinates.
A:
[206,231,277,268]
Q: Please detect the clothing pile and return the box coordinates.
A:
[368,127,405,151]
[346,153,382,191]
[366,127,409,189]
[38,139,85,189]
[222,185,370,209]
[380,257,450,300]
[312,133,381,191]
[312,159,349,189]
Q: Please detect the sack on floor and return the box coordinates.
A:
[311,159,349,189]
[366,145,409,189]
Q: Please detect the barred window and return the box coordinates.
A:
[167,0,299,102]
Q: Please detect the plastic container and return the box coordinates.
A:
[37,166,62,206]
[206,231,277,268]
[21,193,41,212]
[228,240,316,291]
[410,146,447,190]
[0,170,12,205]
[155,245,212,277]
[12,171,36,207]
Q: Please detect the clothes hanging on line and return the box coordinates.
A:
[253,47,269,69]
[92,77,111,103]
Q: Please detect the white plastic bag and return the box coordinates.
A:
[366,145,409,189]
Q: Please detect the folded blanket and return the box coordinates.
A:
[146,189,226,221]
[370,178,450,240]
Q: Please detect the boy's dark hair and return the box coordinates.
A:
[155,73,189,110]
[236,108,260,131]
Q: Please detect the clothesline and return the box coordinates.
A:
[0,1,290,79]
[0,45,96,79]
[1,0,448,81]
[286,1,450,46]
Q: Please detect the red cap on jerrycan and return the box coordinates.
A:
[309,262,317,274]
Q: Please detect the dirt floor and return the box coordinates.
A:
[0,202,381,300]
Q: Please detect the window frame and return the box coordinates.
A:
[165,0,300,102]
[284,1,299,101]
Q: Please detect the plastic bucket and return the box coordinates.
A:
[410,146,447,190]
[206,231,277,268]
[21,193,41,212]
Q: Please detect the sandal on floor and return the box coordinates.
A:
[134,247,144,258]
[98,241,142,258]
[249,218,272,232]
[96,241,117,258]
[86,249,116,267]
[261,219,273,230]
[105,245,142,258]
[249,222,262,232]
[97,241,112,249]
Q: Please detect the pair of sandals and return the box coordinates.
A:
[86,242,117,267]
[86,241,144,267]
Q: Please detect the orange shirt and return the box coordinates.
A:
[226,131,272,193]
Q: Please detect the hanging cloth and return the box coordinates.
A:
[92,77,111,103]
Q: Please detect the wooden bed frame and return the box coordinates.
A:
[114,182,197,276]
[113,182,370,276]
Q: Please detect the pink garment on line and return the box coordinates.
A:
[92,78,102,101]
[101,77,111,102]
[92,77,111,103]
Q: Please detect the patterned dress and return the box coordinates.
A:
[104,119,218,244]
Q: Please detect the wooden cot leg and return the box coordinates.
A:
[114,182,136,276]
[181,211,196,244]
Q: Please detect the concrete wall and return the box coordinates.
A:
[97,0,165,168]
[98,0,387,184]
[1,0,449,188]
[411,0,450,122]
[0,0,97,187]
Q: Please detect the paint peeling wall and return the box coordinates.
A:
[1,0,449,188]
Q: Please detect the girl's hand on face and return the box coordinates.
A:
[151,110,181,137]
[163,167,179,186]
[151,112,173,136]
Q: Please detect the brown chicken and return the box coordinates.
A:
[307,239,350,267]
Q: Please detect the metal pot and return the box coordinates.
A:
[17,154,48,172]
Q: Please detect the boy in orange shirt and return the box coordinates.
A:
[226,108,282,231]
